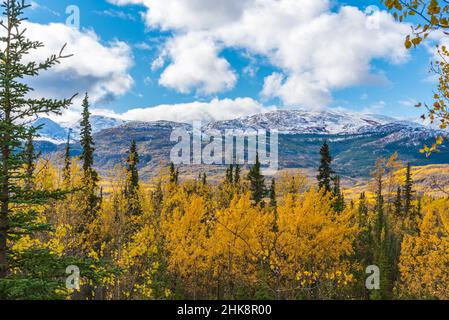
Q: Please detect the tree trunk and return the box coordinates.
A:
[0,0,12,280]
[0,143,9,279]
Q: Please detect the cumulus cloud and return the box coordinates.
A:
[121,97,269,122]
[18,22,134,105]
[159,33,237,94]
[51,97,271,125]
[108,0,253,31]
[111,0,410,108]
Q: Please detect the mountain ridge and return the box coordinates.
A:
[32,109,447,179]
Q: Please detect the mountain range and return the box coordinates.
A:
[32,109,448,179]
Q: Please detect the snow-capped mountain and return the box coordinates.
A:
[34,109,434,144]
[33,109,434,144]
[33,115,126,144]
[203,109,418,135]
[33,109,448,178]
[33,118,69,144]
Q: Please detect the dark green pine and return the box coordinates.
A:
[317,141,334,193]
[247,153,266,205]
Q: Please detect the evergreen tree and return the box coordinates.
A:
[247,153,265,204]
[126,140,139,192]
[403,163,414,218]
[125,140,140,216]
[317,141,334,193]
[332,175,345,212]
[79,93,100,219]
[23,130,38,190]
[394,187,402,216]
[225,164,234,184]
[169,162,179,185]
[269,178,277,208]
[0,0,75,297]
[80,93,97,181]
[201,173,207,186]
[371,162,395,300]
[63,129,72,185]
[358,192,368,226]
[234,164,241,185]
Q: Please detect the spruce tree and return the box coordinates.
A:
[80,93,97,182]
[234,164,241,185]
[332,175,345,212]
[125,140,140,216]
[403,163,414,218]
[247,153,265,204]
[371,163,394,300]
[0,0,75,297]
[63,129,72,185]
[225,164,234,184]
[23,130,38,190]
[358,192,368,226]
[169,162,179,185]
[394,186,402,216]
[79,93,100,220]
[317,141,334,193]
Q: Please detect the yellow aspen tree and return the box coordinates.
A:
[398,197,449,299]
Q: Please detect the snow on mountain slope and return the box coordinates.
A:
[34,115,126,144]
[34,109,432,144]
[203,109,411,134]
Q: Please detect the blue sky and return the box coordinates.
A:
[26,0,439,122]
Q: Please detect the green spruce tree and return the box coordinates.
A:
[332,175,345,212]
[317,141,334,193]
[247,153,265,205]
[234,164,241,185]
[23,130,38,191]
[169,162,179,185]
[403,163,414,218]
[79,93,100,220]
[394,186,402,217]
[125,140,140,216]
[63,129,72,185]
[0,0,77,298]
[225,164,234,184]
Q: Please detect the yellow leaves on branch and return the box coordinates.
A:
[399,198,449,299]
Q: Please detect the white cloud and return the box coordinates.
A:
[111,0,410,108]
[108,0,254,31]
[18,22,134,105]
[120,97,268,122]
[158,33,237,94]
[51,97,271,125]
[262,73,331,109]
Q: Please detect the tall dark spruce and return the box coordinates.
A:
[0,0,76,298]
[125,139,141,216]
[63,129,72,185]
[79,93,100,219]
[247,153,265,205]
[317,141,334,193]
